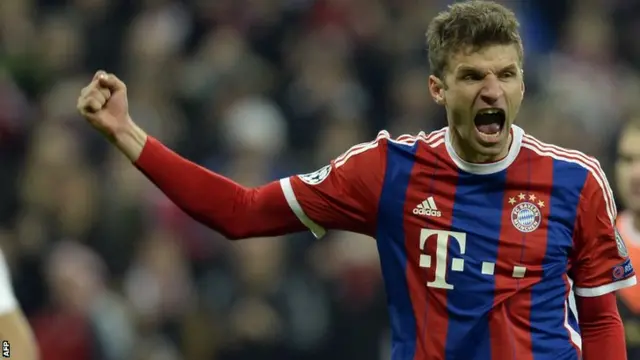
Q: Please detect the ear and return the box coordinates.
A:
[520,69,525,96]
[429,75,446,105]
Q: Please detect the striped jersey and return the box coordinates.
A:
[279,125,637,360]
[615,211,640,358]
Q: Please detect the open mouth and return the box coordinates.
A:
[474,108,506,140]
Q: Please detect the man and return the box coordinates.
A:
[77,1,636,359]
[615,117,640,358]
[0,249,39,360]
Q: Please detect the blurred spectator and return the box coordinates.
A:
[1,0,640,359]
[32,240,134,360]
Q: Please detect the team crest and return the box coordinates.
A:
[615,228,629,258]
[509,193,543,233]
[298,165,332,185]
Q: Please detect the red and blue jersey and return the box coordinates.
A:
[279,125,637,360]
[615,211,640,358]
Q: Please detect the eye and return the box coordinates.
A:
[500,71,515,79]
[462,73,482,81]
[618,154,634,164]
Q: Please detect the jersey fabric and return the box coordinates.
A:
[279,125,637,360]
[615,211,640,358]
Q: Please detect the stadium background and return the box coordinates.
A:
[1,0,640,359]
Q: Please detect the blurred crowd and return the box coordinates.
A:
[2,0,640,359]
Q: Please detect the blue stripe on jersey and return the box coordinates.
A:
[567,304,580,339]
[376,140,420,360]
[530,159,587,360]
[445,170,507,359]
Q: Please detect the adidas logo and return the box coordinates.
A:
[413,196,441,217]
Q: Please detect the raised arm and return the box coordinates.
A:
[77,71,386,240]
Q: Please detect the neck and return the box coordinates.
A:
[450,127,512,163]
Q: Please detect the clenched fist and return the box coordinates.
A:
[77,70,147,161]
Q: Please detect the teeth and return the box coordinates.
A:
[478,109,501,115]
[480,132,501,138]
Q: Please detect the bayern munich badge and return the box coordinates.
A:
[509,193,542,233]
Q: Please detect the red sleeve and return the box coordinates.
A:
[134,136,306,240]
[576,293,627,359]
[572,169,637,297]
[279,131,389,238]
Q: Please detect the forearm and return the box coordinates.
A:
[0,311,39,360]
[576,293,627,360]
[113,119,147,162]
[133,136,306,239]
[0,251,38,360]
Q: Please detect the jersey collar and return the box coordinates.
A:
[444,125,523,175]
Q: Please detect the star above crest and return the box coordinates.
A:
[508,193,545,208]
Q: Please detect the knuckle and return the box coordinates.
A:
[87,90,104,101]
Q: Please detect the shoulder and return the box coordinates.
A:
[519,130,616,219]
[336,128,447,166]
[379,127,447,153]
[520,131,607,180]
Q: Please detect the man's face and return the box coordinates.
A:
[429,44,524,160]
[616,127,640,212]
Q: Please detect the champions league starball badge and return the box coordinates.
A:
[298,165,332,185]
[615,228,628,258]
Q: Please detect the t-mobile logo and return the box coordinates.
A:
[419,229,466,290]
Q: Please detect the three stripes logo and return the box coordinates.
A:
[413,196,441,217]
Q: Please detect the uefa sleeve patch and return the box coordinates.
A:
[612,258,634,281]
[298,165,332,185]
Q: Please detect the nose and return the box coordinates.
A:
[479,74,504,105]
